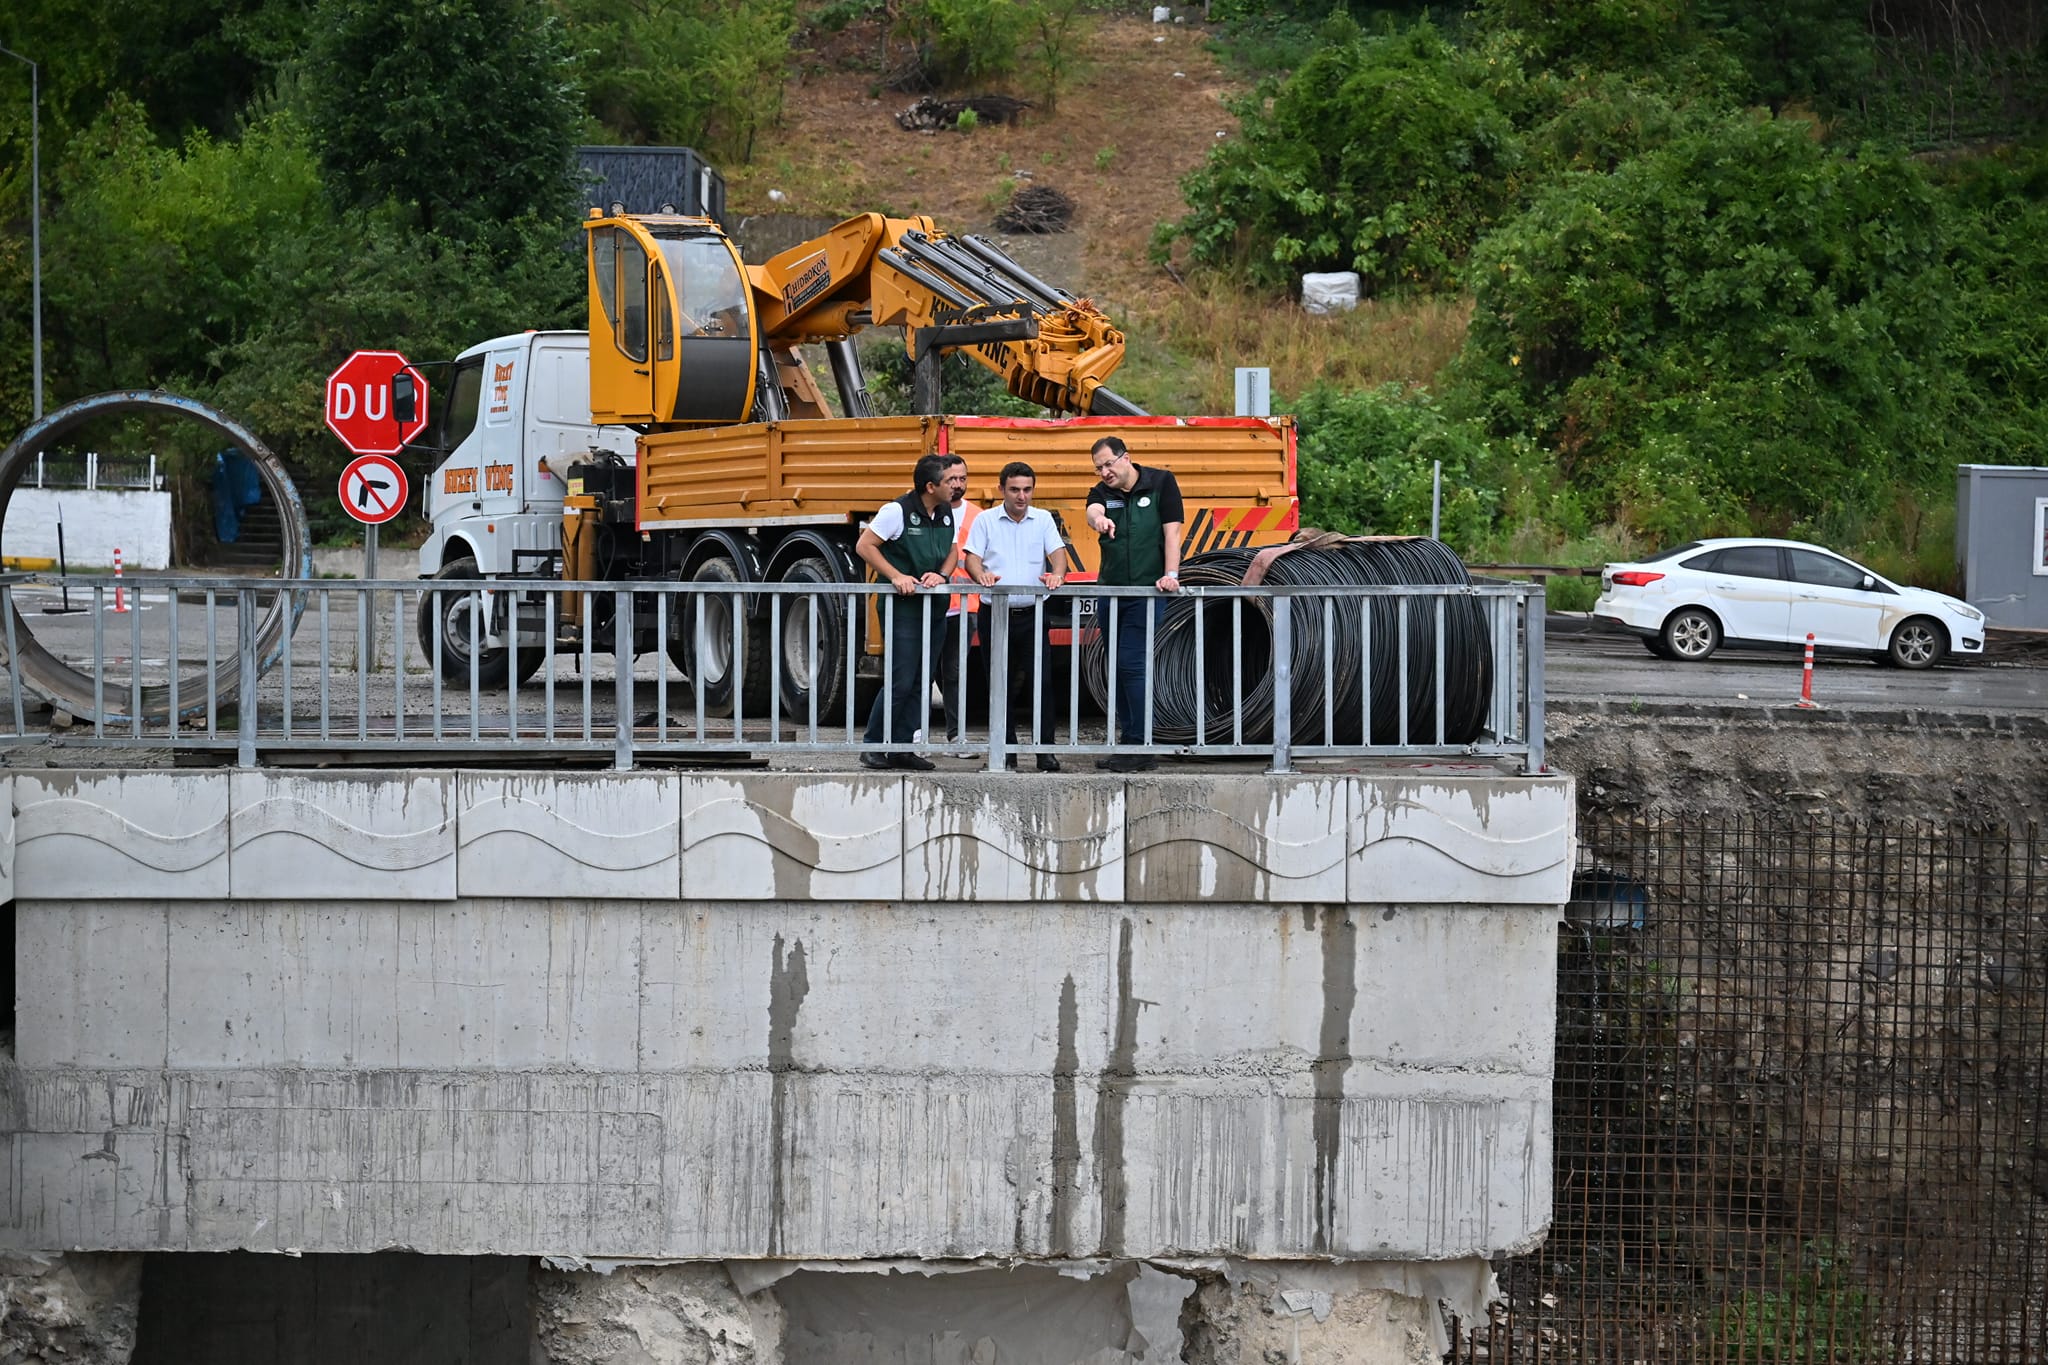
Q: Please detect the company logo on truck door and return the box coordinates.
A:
[484,463,514,493]
[488,360,515,417]
[781,252,833,312]
[444,467,478,495]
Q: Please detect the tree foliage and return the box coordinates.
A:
[1454,113,1953,535]
[1290,384,1503,543]
[1162,20,1525,295]
[565,0,797,164]
[300,0,582,251]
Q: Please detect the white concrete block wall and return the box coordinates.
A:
[2,488,173,569]
[0,767,1571,1263]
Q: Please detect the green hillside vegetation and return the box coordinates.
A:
[1158,0,2047,597]
[0,0,2042,580]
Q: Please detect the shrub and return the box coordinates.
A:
[1160,19,1525,294]
[1288,383,1503,547]
[894,0,1028,90]
[1454,112,1953,533]
[564,0,797,165]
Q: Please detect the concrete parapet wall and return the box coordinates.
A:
[0,767,1570,1265]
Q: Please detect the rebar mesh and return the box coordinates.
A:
[1450,813,2048,1363]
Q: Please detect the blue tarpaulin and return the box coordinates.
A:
[212,449,263,541]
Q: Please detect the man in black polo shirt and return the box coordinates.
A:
[1084,435,1184,772]
[857,453,958,770]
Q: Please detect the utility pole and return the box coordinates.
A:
[1,45,42,419]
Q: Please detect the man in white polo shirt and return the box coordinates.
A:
[962,460,1070,772]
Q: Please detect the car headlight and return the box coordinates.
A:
[1957,604,1983,623]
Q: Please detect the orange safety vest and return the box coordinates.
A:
[948,502,982,619]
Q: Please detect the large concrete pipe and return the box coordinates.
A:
[0,390,312,724]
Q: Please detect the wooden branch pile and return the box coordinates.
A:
[993,184,1076,234]
[895,95,1034,132]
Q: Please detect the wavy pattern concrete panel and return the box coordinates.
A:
[1348,775,1575,903]
[678,775,903,900]
[3,770,1576,906]
[904,776,1124,901]
[13,772,230,899]
[230,772,455,900]
[457,773,680,899]
[1125,777,1347,902]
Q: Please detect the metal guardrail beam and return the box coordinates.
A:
[0,576,1545,774]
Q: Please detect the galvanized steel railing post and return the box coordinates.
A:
[614,589,635,771]
[1522,586,1546,774]
[237,588,258,767]
[1268,593,1293,774]
[986,591,1010,773]
[2,585,23,736]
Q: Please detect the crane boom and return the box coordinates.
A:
[582,208,1141,427]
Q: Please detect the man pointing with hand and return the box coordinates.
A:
[1085,435,1184,772]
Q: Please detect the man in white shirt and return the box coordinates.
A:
[963,460,1069,772]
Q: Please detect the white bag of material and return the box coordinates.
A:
[1301,271,1361,315]
[1152,5,1171,21]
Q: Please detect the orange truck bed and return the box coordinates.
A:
[635,414,1299,572]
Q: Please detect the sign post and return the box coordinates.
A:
[337,452,411,674]
[327,350,426,675]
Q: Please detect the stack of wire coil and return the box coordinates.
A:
[1082,535,1494,746]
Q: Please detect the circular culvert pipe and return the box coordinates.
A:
[0,390,312,724]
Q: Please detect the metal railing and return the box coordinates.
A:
[18,451,163,491]
[0,575,1545,772]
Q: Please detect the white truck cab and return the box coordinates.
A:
[418,331,635,578]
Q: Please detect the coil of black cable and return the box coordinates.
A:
[1081,536,1494,747]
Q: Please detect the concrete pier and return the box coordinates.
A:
[1,766,1572,1360]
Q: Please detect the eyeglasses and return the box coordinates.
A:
[1091,453,1125,473]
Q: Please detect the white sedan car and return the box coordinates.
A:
[1594,538,1985,668]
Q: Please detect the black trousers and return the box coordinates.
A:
[976,601,1059,746]
[862,594,948,746]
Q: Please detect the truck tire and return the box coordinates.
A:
[417,556,544,688]
[668,555,772,718]
[775,557,852,724]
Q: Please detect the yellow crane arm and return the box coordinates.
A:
[749,213,1137,416]
[582,208,1142,428]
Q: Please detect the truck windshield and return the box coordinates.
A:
[656,236,748,339]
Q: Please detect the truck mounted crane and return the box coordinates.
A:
[412,208,1298,719]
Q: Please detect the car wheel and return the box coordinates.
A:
[1643,637,1676,660]
[1886,616,1946,670]
[1660,607,1720,662]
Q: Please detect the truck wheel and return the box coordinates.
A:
[775,557,851,723]
[417,556,543,688]
[668,556,772,718]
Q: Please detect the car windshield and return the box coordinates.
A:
[1640,542,1703,563]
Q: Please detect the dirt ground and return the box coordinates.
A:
[1548,702,2048,823]
[729,9,1244,305]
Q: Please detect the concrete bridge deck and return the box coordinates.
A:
[1,764,1572,1362]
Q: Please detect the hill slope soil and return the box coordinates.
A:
[730,12,1241,303]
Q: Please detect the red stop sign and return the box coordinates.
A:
[326,350,428,456]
